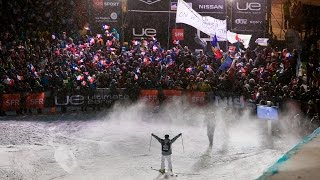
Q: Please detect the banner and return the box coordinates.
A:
[54,89,129,106]
[171,0,225,14]
[163,90,182,102]
[231,0,266,31]
[1,94,21,111]
[176,0,227,40]
[126,11,169,47]
[172,28,184,40]
[128,0,169,11]
[187,91,206,105]
[139,90,159,103]
[26,93,45,109]
[213,95,255,109]
[90,0,122,31]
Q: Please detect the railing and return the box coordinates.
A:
[1,89,258,116]
[0,89,310,118]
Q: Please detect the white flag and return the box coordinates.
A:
[176,0,227,40]
[227,31,252,48]
[255,38,269,46]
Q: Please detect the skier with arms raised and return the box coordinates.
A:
[151,133,182,174]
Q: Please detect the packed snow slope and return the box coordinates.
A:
[0,101,304,180]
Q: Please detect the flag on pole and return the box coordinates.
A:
[17,75,24,81]
[211,34,222,59]
[211,34,219,49]
[134,73,139,80]
[227,31,252,48]
[218,56,233,71]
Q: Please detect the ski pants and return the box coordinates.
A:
[161,155,172,170]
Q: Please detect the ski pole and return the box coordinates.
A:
[181,134,185,153]
[149,134,153,152]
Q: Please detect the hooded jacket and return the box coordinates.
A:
[152,133,181,155]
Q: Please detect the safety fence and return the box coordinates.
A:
[0,88,307,116]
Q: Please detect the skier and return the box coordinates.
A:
[206,111,215,147]
[151,133,182,174]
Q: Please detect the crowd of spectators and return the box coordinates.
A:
[0,0,320,124]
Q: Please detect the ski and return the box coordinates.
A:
[150,166,161,172]
[175,172,200,176]
[150,167,178,177]
[151,167,200,176]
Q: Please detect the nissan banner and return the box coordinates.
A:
[193,0,225,13]
[231,0,266,31]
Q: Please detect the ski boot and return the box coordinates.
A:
[168,169,178,177]
[159,169,165,174]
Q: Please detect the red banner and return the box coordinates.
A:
[163,90,182,102]
[172,28,184,40]
[26,93,45,109]
[139,90,159,103]
[187,91,206,105]
[1,94,21,111]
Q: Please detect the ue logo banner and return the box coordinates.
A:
[231,0,266,31]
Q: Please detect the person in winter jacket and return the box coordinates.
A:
[151,133,182,174]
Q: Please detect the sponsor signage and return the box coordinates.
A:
[126,11,169,47]
[133,28,157,38]
[128,0,169,11]
[193,0,225,13]
[236,2,261,12]
[55,94,129,106]
[90,0,122,31]
[162,90,182,102]
[187,91,206,105]
[232,0,266,31]
[0,90,257,112]
[140,90,159,103]
[1,94,21,111]
[235,18,248,25]
[172,28,184,40]
[126,0,226,50]
[55,89,129,106]
[26,93,45,109]
[171,0,225,14]
[212,95,256,109]
[126,0,170,46]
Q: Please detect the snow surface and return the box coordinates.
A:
[0,101,303,180]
